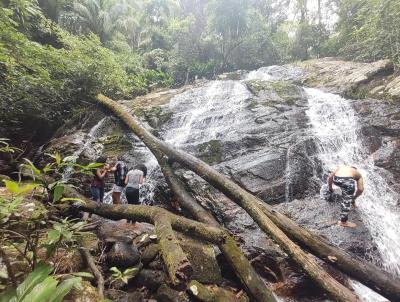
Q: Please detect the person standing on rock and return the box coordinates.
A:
[110,156,128,204]
[125,164,147,205]
[85,156,109,219]
[327,165,364,227]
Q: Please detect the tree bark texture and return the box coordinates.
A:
[96,94,362,302]
[188,280,249,302]
[64,182,276,302]
[154,212,193,286]
[257,202,400,302]
[159,160,277,302]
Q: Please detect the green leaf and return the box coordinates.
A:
[15,263,52,301]
[48,277,81,302]
[4,180,19,194]
[0,289,16,302]
[21,276,58,302]
[17,183,40,196]
[109,267,121,274]
[47,230,61,244]
[22,159,41,176]
[53,185,64,202]
[71,272,94,279]
[54,152,62,166]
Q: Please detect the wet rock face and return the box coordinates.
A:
[274,197,379,261]
[351,98,400,192]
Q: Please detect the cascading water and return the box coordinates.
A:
[164,80,252,147]
[305,88,400,275]
[62,117,109,180]
[306,88,399,301]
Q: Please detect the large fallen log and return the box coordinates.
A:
[65,172,276,301]
[154,211,193,286]
[257,203,400,302]
[63,186,226,244]
[96,94,361,302]
[159,159,277,302]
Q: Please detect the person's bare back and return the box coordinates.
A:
[334,166,362,180]
[327,165,364,228]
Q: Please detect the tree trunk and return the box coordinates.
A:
[64,178,276,302]
[154,212,193,287]
[257,202,400,302]
[63,186,226,244]
[159,159,277,302]
[95,94,362,302]
[188,280,249,302]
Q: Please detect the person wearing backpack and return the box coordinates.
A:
[110,156,128,204]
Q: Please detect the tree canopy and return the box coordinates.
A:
[1,0,400,144]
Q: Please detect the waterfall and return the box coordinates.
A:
[62,117,109,180]
[164,80,252,147]
[305,88,399,301]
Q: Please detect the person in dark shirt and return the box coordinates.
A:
[109,156,128,205]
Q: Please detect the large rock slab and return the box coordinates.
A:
[296,58,396,100]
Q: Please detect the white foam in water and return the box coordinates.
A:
[305,87,399,300]
[164,80,251,147]
[62,117,109,180]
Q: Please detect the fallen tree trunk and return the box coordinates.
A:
[188,280,249,302]
[154,212,193,286]
[159,159,277,302]
[96,94,361,302]
[64,186,226,244]
[65,176,276,302]
[257,202,400,302]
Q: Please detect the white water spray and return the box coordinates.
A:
[306,88,399,300]
[164,80,252,147]
[305,88,400,275]
[62,117,109,180]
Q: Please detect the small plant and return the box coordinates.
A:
[42,218,90,259]
[0,139,22,154]
[109,267,140,285]
[0,262,82,302]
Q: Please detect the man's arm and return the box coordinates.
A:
[327,172,335,192]
[355,177,364,199]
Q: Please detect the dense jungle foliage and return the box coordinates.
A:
[1,0,400,146]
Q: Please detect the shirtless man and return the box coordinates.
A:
[327,165,364,227]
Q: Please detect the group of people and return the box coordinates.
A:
[89,154,365,228]
[90,156,147,205]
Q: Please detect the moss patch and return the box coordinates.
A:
[245,80,302,105]
[196,140,223,165]
[247,99,258,109]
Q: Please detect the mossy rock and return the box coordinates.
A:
[247,99,258,109]
[179,236,222,284]
[99,134,131,156]
[65,280,101,302]
[196,140,223,165]
[245,80,303,105]
[136,105,173,129]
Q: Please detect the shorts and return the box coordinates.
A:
[126,187,140,205]
[91,186,104,203]
[112,184,125,193]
